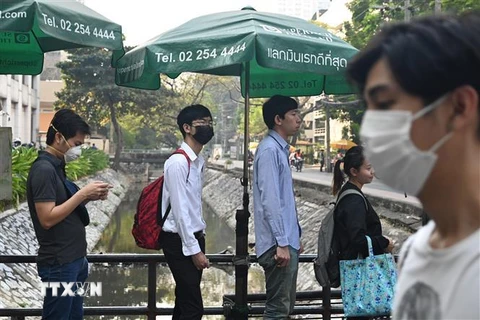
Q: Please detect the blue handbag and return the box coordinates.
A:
[339,236,397,317]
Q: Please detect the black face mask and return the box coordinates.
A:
[192,125,214,145]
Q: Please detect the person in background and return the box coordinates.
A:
[347,12,479,320]
[27,109,111,319]
[294,148,304,172]
[161,104,213,319]
[253,95,303,319]
[332,146,393,320]
[319,149,325,172]
[13,138,21,149]
[289,150,296,168]
[91,143,98,150]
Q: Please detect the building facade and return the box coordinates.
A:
[303,100,348,148]
[273,0,331,20]
[0,75,40,146]
[38,80,63,147]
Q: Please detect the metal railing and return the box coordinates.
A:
[0,253,348,319]
[120,149,171,154]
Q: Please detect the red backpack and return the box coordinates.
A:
[132,149,191,250]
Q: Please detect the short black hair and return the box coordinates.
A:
[262,95,298,129]
[177,104,212,138]
[347,11,480,136]
[46,109,90,145]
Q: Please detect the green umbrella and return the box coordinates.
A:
[115,5,358,188]
[115,7,357,317]
[115,7,357,96]
[0,0,124,75]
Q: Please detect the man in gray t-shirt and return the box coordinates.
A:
[27,109,110,320]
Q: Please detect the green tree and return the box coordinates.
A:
[55,48,221,167]
[134,73,224,148]
[118,114,157,149]
[55,47,163,169]
[336,0,479,143]
[344,0,480,50]
[236,98,268,140]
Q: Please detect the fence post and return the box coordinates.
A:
[147,260,157,320]
[322,286,331,320]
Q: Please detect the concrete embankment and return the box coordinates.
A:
[0,169,130,308]
[203,165,417,292]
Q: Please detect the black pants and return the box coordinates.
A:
[163,232,206,320]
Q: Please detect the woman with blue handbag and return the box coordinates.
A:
[332,146,395,319]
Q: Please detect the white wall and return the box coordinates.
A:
[0,75,40,145]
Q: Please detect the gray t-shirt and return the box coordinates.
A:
[26,151,87,266]
[393,221,480,320]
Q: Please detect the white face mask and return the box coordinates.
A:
[360,95,452,196]
[61,135,82,163]
[64,145,82,163]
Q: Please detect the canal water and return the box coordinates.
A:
[84,182,265,319]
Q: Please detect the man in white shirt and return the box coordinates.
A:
[347,12,479,320]
[161,104,213,319]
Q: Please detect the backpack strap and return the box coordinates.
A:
[172,148,192,181]
[160,148,192,226]
[34,153,65,179]
[335,189,368,211]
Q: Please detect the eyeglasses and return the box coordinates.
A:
[192,120,215,127]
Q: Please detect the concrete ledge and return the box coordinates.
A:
[207,162,423,233]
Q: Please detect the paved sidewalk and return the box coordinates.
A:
[210,158,421,208]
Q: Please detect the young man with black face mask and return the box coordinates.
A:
[27,109,111,320]
[161,104,214,319]
[347,12,479,320]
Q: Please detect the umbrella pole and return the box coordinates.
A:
[326,104,332,172]
[232,62,250,319]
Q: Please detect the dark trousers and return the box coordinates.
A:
[163,232,205,320]
[37,257,89,320]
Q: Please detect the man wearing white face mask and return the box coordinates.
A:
[346,12,480,320]
[27,109,111,320]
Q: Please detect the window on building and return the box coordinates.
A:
[315,118,325,129]
[0,98,7,127]
[12,102,19,139]
[315,136,325,145]
[31,75,37,89]
[314,110,323,117]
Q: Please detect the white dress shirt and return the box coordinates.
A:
[161,142,206,256]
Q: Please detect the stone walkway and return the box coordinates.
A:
[211,158,422,207]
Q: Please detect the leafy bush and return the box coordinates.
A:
[11,147,38,206]
[2,147,110,209]
[65,148,109,180]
